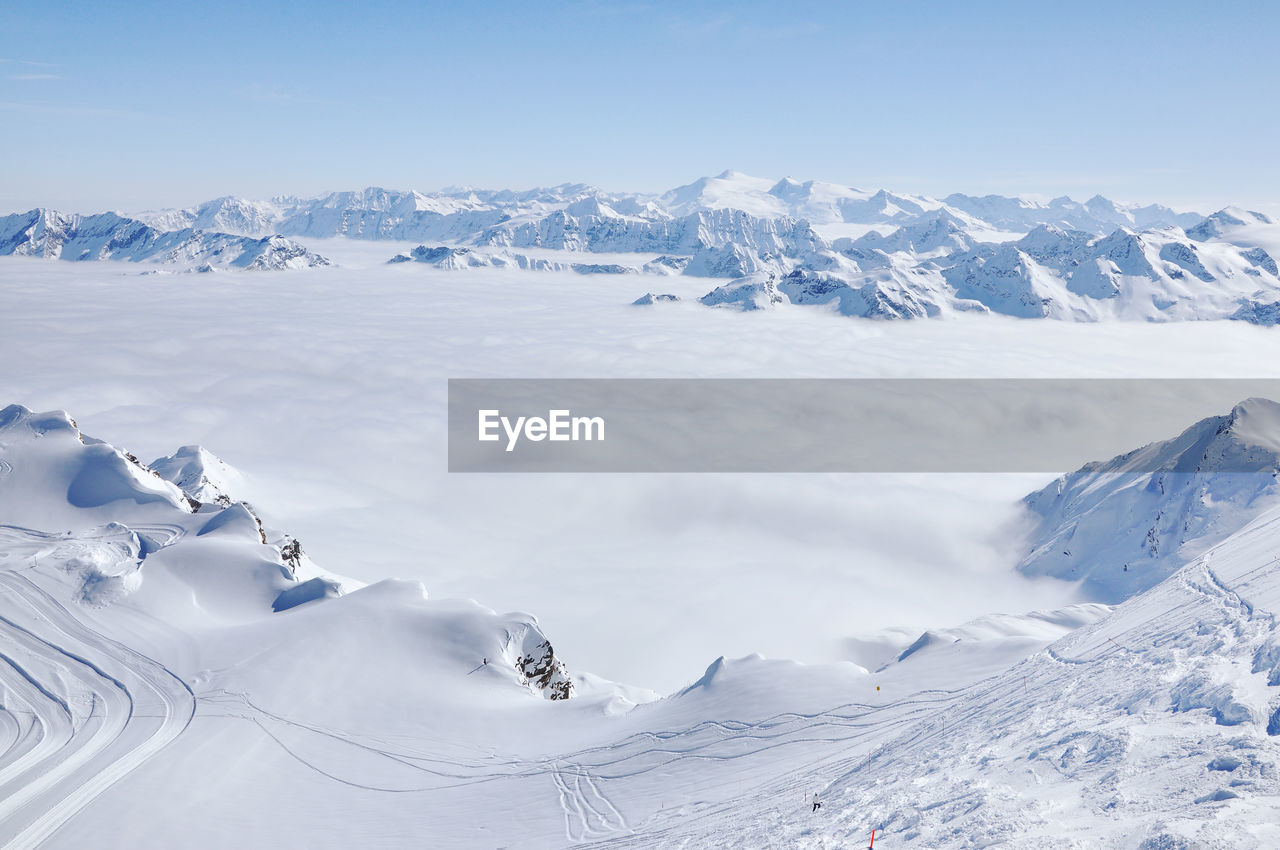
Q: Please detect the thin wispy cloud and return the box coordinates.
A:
[0,100,138,119]
[2,58,62,82]
[0,58,60,68]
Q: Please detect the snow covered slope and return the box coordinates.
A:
[682,501,1280,848]
[0,404,592,846]
[1019,398,1280,603]
[4,398,1280,847]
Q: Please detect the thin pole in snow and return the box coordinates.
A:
[868,827,877,848]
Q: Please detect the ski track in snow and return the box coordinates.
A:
[647,539,1280,849]
[193,667,972,844]
[0,527,196,849]
[553,762,631,842]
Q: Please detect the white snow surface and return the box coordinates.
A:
[4,397,1280,847]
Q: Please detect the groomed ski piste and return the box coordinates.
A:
[3,395,1280,847]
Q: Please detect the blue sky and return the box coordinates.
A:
[2,0,1277,213]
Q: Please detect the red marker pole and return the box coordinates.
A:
[868,828,876,848]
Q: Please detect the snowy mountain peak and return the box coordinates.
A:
[1220,206,1274,226]
[766,176,815,201]
[1015,223,1090,255]
[1221,397,1280,457]
[1083,193,1119,214]
[0,402,81,439]
[661,171,787,218]
[1187,206,1277,241]
[150,445,242,507]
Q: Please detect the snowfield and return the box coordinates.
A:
[3,394,1280,848]
[4,174,1280,846]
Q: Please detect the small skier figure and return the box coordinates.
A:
[482,657,488,666]
[812,800,822,813]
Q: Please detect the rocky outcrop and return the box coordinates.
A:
[505,625,574,700]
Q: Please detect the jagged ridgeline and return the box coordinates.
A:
[0,210,330,271]
[3,172,1278,322]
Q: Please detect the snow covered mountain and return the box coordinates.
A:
[659,171,936,224]
[698,268,945,319]
[694,221,1280,321]
[944,191,1203,234]
[477,204,825,261]
[388,244,651,274]
[847,208,978,256]
[1187,207,1276,242]
[0,209,330,271]
[148,445,242,506]
[942,224,1280,320]
[1019,397,1280,603]
[134,196,289,236]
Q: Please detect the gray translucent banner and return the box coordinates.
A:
[447,379,1280,473]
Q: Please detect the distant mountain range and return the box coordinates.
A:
[3,171,1278,322]
[111,171,1206,244]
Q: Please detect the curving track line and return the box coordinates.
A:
[0,531,196,850]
